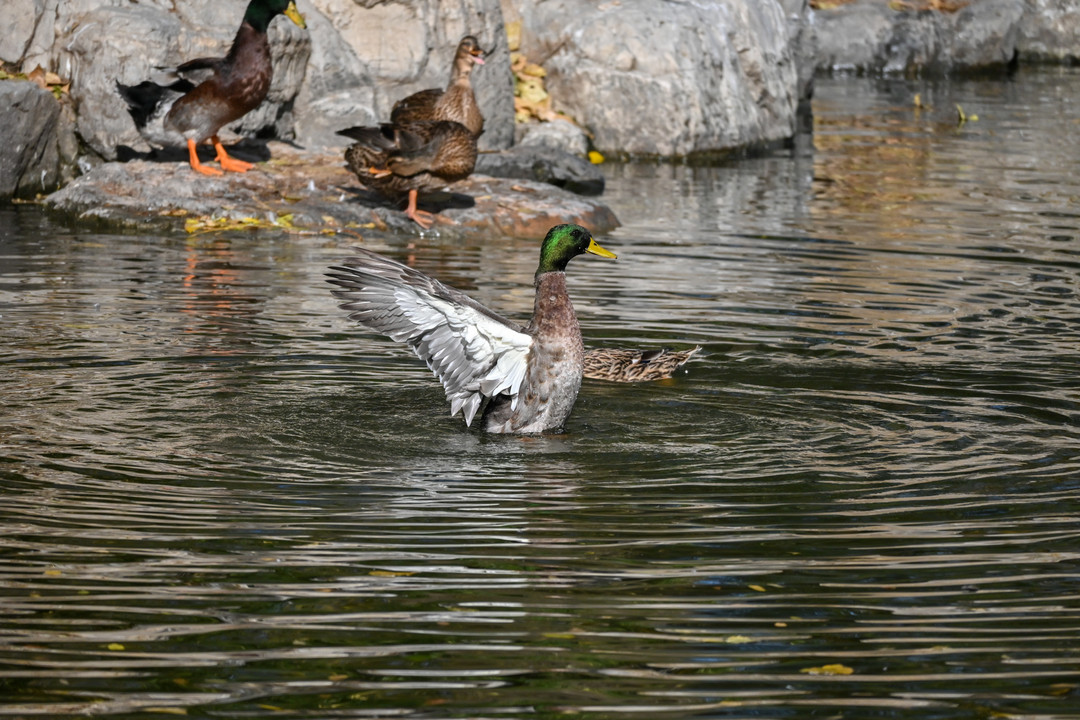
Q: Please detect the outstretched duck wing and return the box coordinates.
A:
[327,249,532,426]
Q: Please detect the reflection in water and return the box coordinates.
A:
[2,71,1080,718]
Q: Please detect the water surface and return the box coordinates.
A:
[2,71,1079,718]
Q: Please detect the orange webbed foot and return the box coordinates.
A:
[405,189,434,229]
[406,208,435,229]
[186,139,223,176]
[217,154,254,173]
[212,136,255,173]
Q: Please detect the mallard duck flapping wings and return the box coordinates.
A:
[338,120,478,229]
[390,35,486,138]
[583,346,701,382]
[116,0,306,176]
[326,224,617,433]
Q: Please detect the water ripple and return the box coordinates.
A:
[3,72,1080,718]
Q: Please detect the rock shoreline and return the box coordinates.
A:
[42,143,620,240]
[3,0,1080,221]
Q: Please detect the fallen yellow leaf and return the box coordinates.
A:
[506,21,522,52]
[369,570,414,577]
[800,663,853,675]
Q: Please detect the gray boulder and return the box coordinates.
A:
[813,0,1026,74]
[779,0,816,104]
[0,80,78,199]
[513,0,800,157]
[481,119,603,195]
[476,146,605,196]
[1017,0,1080,62]
[517,118,590,156]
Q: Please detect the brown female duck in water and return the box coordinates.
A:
[117,0,306,176]
[337,119,478,229]
[582,346,700,382]
[390,35,487,138]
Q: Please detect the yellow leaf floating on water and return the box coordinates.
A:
[748,584,766,592]
[107,643,125,651]
[588,150,605,164]
[800,663,854,675]
[725,635,752,644]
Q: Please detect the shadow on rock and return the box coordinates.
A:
[115,139,274,166]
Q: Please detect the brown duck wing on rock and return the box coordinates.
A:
[390,35,486,137]
[583,346,700,382]
[338,120,478,229]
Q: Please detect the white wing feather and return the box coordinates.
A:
[327,249,533,426]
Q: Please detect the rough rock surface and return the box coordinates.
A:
[43,143,619,240]
[475,147,604,196]
[813,0,1027,74]
[779,0,816,104]
[517,119,591,156]
[514,0,800,157]
[476,118,605,195]
[1017,0,1080,62]
[0,80,79,199]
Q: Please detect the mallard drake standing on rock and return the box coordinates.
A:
[116,0,306,177]
[390,35,487,138]
[327,224,618,433]
[337,120,478,229]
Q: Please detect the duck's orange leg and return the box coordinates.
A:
[187,138,223,176]
[211,135,254,173]
[404,189,434,229]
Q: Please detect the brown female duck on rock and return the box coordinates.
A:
[116,0,306,176]
[327,224,699,433]
[337,119,478,229]
[390,36,487,138]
